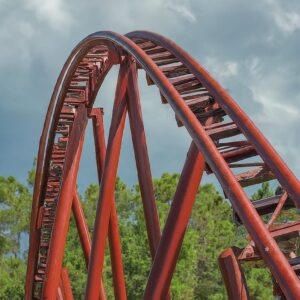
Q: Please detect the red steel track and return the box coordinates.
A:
[25,31,300,299]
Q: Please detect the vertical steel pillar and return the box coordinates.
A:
[126,62,162,259]
[218,248,249,300]
[127,63,171,299]
[58,268,74,300]
[90,108,127,300]
[85,59,129,300]
[72,191,92,267]
[143,142,205,299]
[43,105,88,299]
[72,191,107,299]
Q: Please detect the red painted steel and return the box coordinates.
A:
[144,142,205,299]
[43,107,87,299]
[90,108,127,300]
[126,63,162,257]
[85,59,129,299]
[25,49,83,299]
[25,30,300,299]
[127,63,171,300]
[72,191,91,267]
[72,191,107,299]
[126,31,300,209]
[218,248,249,299]
[267,192,288,229]
[58,268,74,300]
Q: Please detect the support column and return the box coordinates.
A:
[43,105,88,299]
[58,268,74,300]
[90,108,127,300]
[143,142,205,299]
[85,59,129,300]
[218,247,249,300]
[72,191,91,267]
[72,191,107,299]
[127,62,161,259]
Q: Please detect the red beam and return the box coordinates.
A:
[26,31,300,299]
[266,192,288,229]
[85,59,129,299]
[143,142,205,299]
[72,191,107,299]
[58,268,74,300]
[90,107,127,300]
[43,106,87,298]
[126,62,161,258]
[219,248,249,300]
[72,191,91,267]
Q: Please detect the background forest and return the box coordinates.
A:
[0,164,281,299]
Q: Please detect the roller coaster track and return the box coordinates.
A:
[25,31,300,299]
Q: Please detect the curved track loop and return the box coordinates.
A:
[25,31,300,299]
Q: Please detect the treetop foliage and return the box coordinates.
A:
[0,167,284,299]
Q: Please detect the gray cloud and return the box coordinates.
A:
[0,0,299,191]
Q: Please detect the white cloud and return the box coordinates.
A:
[247,74,300,178]
[248,64,300,127]
[254,91,299,123]
[164,0,196,23]
[273,10,300,34]
[0,0,8,9]
[0,15,34,68]
[25,0,73,32]
[246,57,262,76]
[1,0,300,186]
[205,57,239,79]
[266,0,300,34]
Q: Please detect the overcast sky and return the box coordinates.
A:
[0,0,300,192]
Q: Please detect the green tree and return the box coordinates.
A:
[0,256,26,299]
[0,175,32,299]
[63,215,88,299]
[0,176,31,257]
[27,157,37,189]
[152,173,198,299]
[190,184,236,299]
[251,182,274,201]
[0,164,291,300]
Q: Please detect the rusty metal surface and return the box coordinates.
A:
[25,31,300,299]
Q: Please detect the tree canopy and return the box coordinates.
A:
[0,167,283,299]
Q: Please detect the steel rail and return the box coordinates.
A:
[25,31,300,299]
[126,31,300,209]
[26,40,114,298]
[43,107,87,298]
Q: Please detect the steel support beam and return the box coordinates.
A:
[72,191,107,299]
[25,31,300,299]
[90,107,126,300]
[126,62,161,258]
[85,59,129,299]
[218,248,249,300]
[43,105,88,298]
[144,142,205,299]
[72,191,92,267]
[58,268,74,300]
